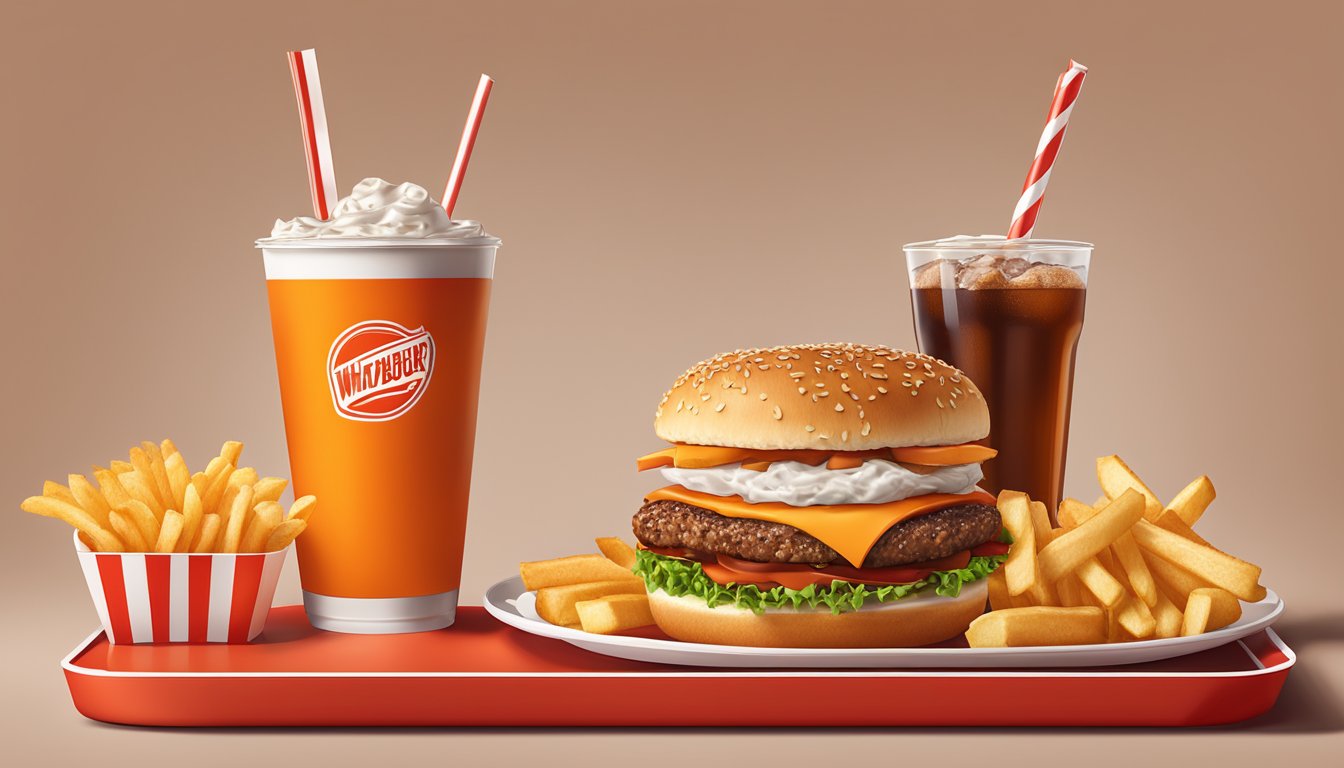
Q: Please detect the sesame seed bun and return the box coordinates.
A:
[645,579,988,648]
[654,343,988,450]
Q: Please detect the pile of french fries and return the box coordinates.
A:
[966,455,1265,648]
[519,537,655,635]
[20,439,316,554]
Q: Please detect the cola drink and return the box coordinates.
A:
[904,237,1092,520]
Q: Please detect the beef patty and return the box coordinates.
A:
[632,499,1001,568]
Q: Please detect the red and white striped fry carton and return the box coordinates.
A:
[73,532,288,644]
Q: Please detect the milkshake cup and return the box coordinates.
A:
[259,178,498,633]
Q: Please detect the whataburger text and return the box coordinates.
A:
[329,329,433,414]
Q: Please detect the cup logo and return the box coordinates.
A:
[327,320,436,422]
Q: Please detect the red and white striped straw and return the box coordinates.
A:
[287,49,338,220]
[1007,60,1088,240]
[442,74,494,217]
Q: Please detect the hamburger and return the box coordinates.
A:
[631,343,1008,648]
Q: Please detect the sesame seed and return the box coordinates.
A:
[868,395,876,401]
[818,391,829,397]
[760,393,768,400]
[835,403,844,412]
[805,425,816,432]
[740,386,748,394]
[850,393,859,401]
[677,400,684,413]
[878,386,888,394]
[949,399,957,409]
[840,372,849,379]
[701,394,711,401]
[902,381,913,387]
[840,383,851,392]
[862,422,872,436]
[872,363,885,368]
[911,390,919,396]
[939,376,945,385]
[936,397,945,408]
[841,430,849,442]
[798,387,807,395]
[772,406,782,420]
[691,406,699,414]
[905,361,917,369]
[815,382,826,388]
[914,380,924,387]
[715,402,726,412]
[812,395,818,402]
[790,372,805,379]
[818,434,829,440]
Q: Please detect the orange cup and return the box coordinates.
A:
[259,237,497,633]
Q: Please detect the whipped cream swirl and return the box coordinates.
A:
[660,460,983,507]
[267,178,490,240]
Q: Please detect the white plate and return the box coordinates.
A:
[482,575,1284,669]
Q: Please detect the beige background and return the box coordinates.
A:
[2,0,1341,763]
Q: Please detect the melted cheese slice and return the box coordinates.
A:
[645,485,997,567]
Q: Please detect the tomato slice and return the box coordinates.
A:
[706,549,973,590]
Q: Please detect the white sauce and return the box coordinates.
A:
[660,459,982,507]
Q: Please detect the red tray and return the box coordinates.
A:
[63,605,1293,727]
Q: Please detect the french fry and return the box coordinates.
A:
[115,500,161,548]
[42,480,79,506]
[109,460,135,474]
[1111,530,1157,607]
[1144,552,1209,611]
[94,468,134,510]
[1152,508,1212,547]
[139,442,175,513]
[164,451,191,511]
[1130,519,1262,601]
[179,484,204,553]
[193,514,222,553]
[965,606,1106,647]
[155,510,185,553]
[216,483,244,526]
[997,491,1040,598]
[219,440,244,468]
[221,484,253,553]
[241,501,283,553]
[595,537,637,570]
[119,469,165,521]
[264,519,306,551]
[520,554,643,591]
[1057,498,1092,528]
[67,474,113,530]
[1096,455,1163,519]
[129,447,169,509]
[1074,558,1127,608]
[229,467,260,488]
[20,496,124,552]
[201,462,236,517]
[988,568,1032,610]
[1115,594,1157,639]
[108,510,148,551]
[252,477,288,503]
[287,495,317,522]
[1165,475,1215,527]
[1180,587,1241,636]
[1151,590,1183,639]
[1037,489,1144,583]
[1028,500,1054,548]
[534,580,646,626]
[1055,573,1085,607]
[575,594,655,634]
[160,438,179,458]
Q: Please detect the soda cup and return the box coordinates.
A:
[259,237,498,633]
[905,237,1091,520]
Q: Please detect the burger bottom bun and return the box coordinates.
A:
[646,579,988,648]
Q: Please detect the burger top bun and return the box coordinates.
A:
[654,343,988,451]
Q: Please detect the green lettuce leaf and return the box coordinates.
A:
[633,549,1005,616]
